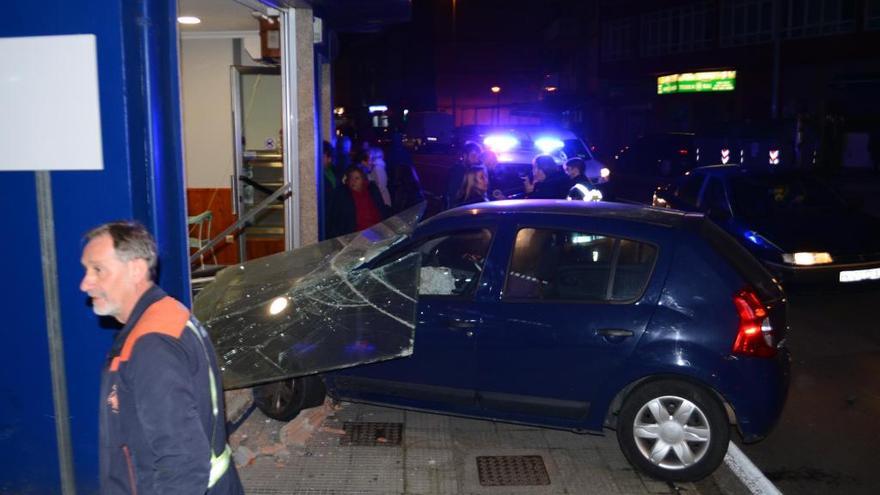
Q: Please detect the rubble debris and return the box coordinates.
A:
[280,402,334,447]
[233,446,257,468]
[259,443,288,456]
[319,426,347,435]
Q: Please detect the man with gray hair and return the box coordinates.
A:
[80,221,242,495]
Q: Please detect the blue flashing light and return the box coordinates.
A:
[535,137,564,153]
[483,134,519,153]
[743,230,779,250]
[744,230,761,245]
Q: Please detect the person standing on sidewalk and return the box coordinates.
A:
[80,222,243,495]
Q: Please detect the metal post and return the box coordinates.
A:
[281,8,302,250]
[35,171,77,495]
[230,66,248,262]
[771,0,781,119]
[451,0,457,125]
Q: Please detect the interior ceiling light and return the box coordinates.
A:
[177,16,202,25]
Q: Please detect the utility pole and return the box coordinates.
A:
[451,0,457,125]
[771,0,781,119]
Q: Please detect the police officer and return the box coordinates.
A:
[80,222,243,495]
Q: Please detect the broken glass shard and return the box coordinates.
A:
[194,204,425,389]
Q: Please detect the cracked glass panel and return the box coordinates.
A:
[194,204,425,389]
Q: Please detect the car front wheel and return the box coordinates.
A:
[254,375,326,422]
[617,380,729,482]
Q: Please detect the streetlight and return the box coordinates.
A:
[490,86,501,124]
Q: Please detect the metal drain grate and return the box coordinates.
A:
[340,422,403,446]
[476,455,551,486]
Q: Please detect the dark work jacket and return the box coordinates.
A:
[528,173,571,199]
[326,182,390,238]
[99,285,243,495]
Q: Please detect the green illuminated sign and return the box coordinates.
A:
[657,70,736,94]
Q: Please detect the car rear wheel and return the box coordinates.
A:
[254,375,326,422]
[617,380,729,482]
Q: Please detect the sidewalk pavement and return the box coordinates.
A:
[229,399,710,495]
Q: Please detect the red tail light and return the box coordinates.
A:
[732,288,776,358]
[678,148,689,156]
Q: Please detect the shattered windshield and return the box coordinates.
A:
[194,204,425,390]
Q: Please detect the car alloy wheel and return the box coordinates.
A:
[617,380,729,482]
[632,395,710,469]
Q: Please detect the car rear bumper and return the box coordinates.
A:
[724,346,791,442]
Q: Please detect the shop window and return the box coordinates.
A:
[868,0,880,30]
[602,18,636,62]
[783,0,856,38]
[641,2,714,57]
[720,0,774,46]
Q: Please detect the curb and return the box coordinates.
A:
[723,442,781,495]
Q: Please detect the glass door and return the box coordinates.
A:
[231,65,285,261]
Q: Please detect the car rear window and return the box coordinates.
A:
[692,217,782,302]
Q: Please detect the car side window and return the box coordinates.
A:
[503,229,658,303]
[612,240,658,301]
[412,228,493,297]
[675,174,704,207]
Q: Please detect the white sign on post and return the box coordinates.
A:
[0,34,104,171]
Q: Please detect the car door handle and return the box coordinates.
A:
[597,328,634,338]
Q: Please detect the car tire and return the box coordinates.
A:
[616,380,729,482]
[254,375,326,422]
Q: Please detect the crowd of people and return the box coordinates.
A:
[443,142,601,207]
[322,135,599,238]
[322,133,424,238]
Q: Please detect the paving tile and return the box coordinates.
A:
[494,428,549,449]
[451,430,503,449]
[542,428,599,449]
[610,468,651,495]
[449,415,496,431]
[404,427,454,449]
[404,447,455,471]
[547,448,622,494]
[404,462,459,495]
[405,410,451,430]
[345,449,405,492]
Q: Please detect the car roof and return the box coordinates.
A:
[427,199,694,229]
[690,165,812,180]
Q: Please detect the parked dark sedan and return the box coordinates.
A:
[254,200,790,482]
[652,166,880,286]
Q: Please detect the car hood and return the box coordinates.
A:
[742,208,880,256]
[194,204,425,389]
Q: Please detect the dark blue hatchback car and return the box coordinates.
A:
[256,200,790,482]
